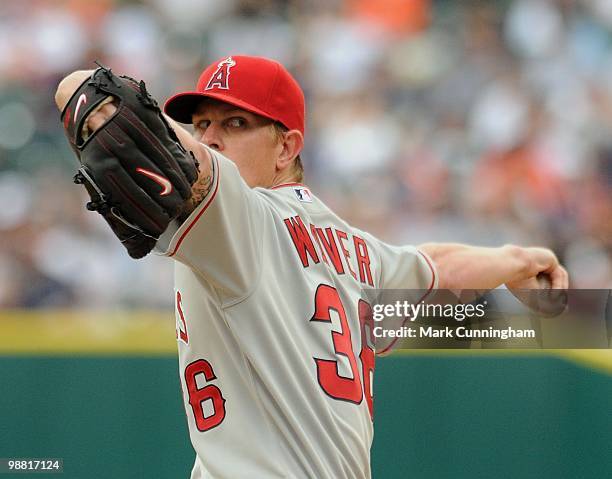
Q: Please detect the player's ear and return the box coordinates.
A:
[276,129,304,171]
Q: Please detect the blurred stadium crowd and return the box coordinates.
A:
[0,0,610,309]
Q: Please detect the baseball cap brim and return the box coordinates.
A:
[164,91,279,125]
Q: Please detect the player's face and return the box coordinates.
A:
[192,99,282,188]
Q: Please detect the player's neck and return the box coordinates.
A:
[270,170,300,188]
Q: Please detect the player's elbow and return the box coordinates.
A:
[430,262,455,290]
[419,243,453,289]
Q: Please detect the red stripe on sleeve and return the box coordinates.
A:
[169,156,221,257]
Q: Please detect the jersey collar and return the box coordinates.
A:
[270,182,307,190]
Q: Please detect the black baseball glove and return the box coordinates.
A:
[60,65,199,258]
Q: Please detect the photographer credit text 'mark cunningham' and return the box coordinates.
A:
[371,299,536,340]
[365,290,610,349]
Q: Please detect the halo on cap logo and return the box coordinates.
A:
[205,57,237,91]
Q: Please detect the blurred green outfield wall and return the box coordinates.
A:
[0,313,610,478]
[1,355,611,479]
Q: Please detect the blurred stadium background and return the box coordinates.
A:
[0,0,610,478]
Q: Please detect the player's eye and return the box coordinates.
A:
[195,119,211,130]
[226,117,246,128]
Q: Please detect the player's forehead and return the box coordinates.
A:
[192,98,253,122]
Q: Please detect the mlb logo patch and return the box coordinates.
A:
[293,187,312,203]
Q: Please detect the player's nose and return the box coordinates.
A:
[200,122,224,151]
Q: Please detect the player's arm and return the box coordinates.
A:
[55,70,214,217]
[418,243,569,290]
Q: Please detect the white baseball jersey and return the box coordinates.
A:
[155,148,437,479]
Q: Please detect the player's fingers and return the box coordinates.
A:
[549,265,568,290]
[88,113,107,132]
[560,266,569,289]
[55,70,95,110]
[87,100,118,132]
[540,249,559,271]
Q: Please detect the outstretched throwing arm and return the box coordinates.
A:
[419,243,569,291]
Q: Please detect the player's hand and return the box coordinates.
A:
[505,247,568,290]
[506,247,568,316]
[55,70,92,110]
[55,70,118,133]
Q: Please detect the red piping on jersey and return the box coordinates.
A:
[169,156,221,257]
[270,182,306,190]
[376,249,437,355]
[417,250,437,291]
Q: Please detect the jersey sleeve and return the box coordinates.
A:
[155,148,266,304]
[359,233,438,355]
[379,242,438,292]
[357,231,437,291]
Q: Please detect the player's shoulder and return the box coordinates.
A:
[255,182,378,249]
[255,183,329,215]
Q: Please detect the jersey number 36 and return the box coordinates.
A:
[311,284,375,419]
[179,283,375,433]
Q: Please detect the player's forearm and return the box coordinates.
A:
[419,243,538,290]
[163,115,213,218]
[164,115,211,177]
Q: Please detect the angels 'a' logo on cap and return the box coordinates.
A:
[205,56,237,90]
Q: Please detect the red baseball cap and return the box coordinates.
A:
[164,55,305,136]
